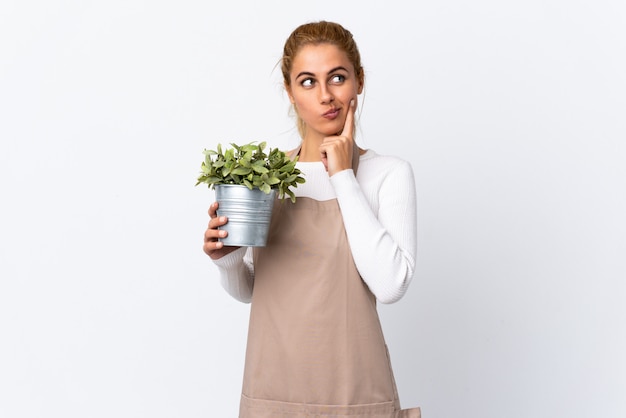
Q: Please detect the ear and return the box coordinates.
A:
[357,72,364,95]
[285,82,295,104]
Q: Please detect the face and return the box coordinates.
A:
[286,43,363,141]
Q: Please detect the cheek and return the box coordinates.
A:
[292,99,313,122]
[336,84,359,101]
[292,94,314,112]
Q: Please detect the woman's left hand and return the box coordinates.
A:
[319,99,358,176]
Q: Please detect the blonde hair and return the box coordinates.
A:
[281,21,365,139]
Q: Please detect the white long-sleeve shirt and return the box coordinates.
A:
[212,149,417,304]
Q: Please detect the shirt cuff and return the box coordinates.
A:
[211,246,248,269]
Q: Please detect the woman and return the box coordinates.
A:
[204,21,420,417]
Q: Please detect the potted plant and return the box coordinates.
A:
[196,141,305,247]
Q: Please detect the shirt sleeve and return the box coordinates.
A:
[211,247,255,303]
[330,161,417,303]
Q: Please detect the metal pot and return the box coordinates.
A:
[215,184,276,247]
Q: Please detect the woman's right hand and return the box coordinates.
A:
[203,202,241,260]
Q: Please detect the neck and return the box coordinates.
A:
[298,136,324,162]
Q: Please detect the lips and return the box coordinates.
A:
[323,108,340,119]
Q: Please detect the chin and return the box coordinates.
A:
[305,120,344,137]
[323,123,345,136]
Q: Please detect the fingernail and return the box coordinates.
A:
[219,230,227,237]
[220,216,226,222]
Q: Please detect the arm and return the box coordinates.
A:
[330,160,417,303]
[203,201,254,303]
[211,247,255,303]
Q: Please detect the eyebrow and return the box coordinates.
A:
[295,66,350,80]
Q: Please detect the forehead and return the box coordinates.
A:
[291,43,353,75]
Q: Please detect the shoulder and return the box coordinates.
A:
[354,150,416,202]
[358,149,415,179]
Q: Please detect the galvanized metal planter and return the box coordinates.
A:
[215,184,276,247]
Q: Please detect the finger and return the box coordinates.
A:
[205,228,227,242]
[340,99,356,139]
[208,215,228,230]
[203,239,224,256]
[208,202,219,218]
[319,146,328,171]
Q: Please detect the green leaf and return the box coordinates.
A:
[284,174,297,183]
[259,183,271,194]
[231,166,252,176]
[251,160,269,174]
[266,176,280,185]
[285,188,296,203]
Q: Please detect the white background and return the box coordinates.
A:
[1,1,625,417]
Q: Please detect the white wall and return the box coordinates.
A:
[1,1,624,417]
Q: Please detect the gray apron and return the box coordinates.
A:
[241,159,420,417]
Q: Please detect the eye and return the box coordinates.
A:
[330,74,345,84]
[300,78,314,88]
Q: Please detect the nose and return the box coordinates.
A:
[319,85,334,104]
